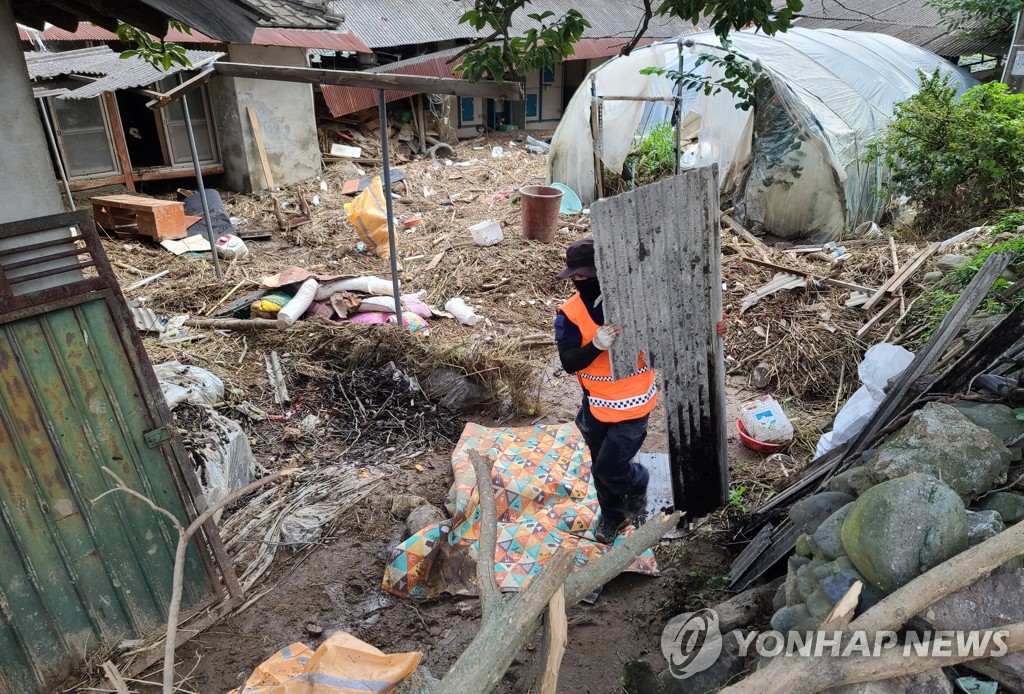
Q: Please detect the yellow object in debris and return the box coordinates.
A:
[227,630,421,694]
[414,463,424,473]
[347,176,393,260]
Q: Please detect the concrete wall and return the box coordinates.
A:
[0,0,63,223]
[209,44,321,192]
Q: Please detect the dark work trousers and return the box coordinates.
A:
[575,397,650,525]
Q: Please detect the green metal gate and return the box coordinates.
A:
[0,211,237,693]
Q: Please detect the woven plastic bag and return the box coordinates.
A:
[347,175,393,259]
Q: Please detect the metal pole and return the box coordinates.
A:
[38,98,75,210]
[674,40,683,176]
[377,90,403,327]
[181,93,222,279]
[1002,11,1024,90]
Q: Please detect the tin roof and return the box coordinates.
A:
[791,0,1009,56]
[321,36,673,117]
[25,45,223,99]
[18,22,370,53]
[330,0,702,49]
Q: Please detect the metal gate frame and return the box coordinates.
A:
[0,210,240,691]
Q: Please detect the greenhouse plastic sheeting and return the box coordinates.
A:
[548,28,976,241]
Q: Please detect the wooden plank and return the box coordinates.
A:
[856,296,900,338]
[844,252,1013,459]
[91,194,179,211]
[213,62,524,101]
[146,68,215,111]
[721,213,770,263]
[927,302,1024,395]
[590,78,603,201]
[102,91,136,193]
[861,242,940,311]
[591,168,728,521]
[246,106,275,191]
[739,256,876,294]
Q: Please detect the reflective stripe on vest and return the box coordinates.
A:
[559,292,657,423]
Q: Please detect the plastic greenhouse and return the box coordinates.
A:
[548,28,977,241]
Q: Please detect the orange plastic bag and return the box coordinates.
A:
[227,630,421,694]
[346,176,393,260]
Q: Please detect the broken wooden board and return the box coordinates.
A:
[861,242,940,311]
[591,167,728,521]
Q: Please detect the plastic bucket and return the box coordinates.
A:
[520,185,563,242]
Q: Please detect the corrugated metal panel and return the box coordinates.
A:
[244,0,336,28]
[17,22,220,43]
[335,0,702,49]
[793,0,1006,56]
[0,211,230,694]
[321,38,667,117]
[25,46,224,100]
[251,27,371,52]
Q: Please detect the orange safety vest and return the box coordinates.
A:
[559,293,657,423]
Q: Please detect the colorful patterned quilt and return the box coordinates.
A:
[382,422,658,598]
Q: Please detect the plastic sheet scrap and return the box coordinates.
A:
[382,422,658,599]
[227,630,421,694]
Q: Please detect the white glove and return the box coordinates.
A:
[592,325,619,351]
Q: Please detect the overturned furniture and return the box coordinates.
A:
[0,211,239,693]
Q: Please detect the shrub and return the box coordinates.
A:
[866,72,1024,232]
[630,121,677,187]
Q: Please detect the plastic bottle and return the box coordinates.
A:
[277,278,319,327]
[740,396,794,444]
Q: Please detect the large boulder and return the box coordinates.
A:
[952,402,1024,444]
[841,474,968,593]
[789,492,855,534]
[921,567,1024,691]
[866,403,1011,501]
[813,503,854,560]
[827,466,876,497]
[977,491,1024,524]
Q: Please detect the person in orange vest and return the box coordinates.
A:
[555,237,656,544]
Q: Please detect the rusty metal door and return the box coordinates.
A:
[0,211,237,693]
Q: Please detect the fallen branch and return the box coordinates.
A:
[92,466,297,694]
[723,622,1024,694]
[184,318,283,330]
[722,515,1024,693]
[439,452,681,693]
[722,214,771,263]
[540,586,568,694]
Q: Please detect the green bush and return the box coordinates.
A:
[630,121,677,187]
[866,72,1024,231]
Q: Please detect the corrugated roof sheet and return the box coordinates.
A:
[243,0,337,29]
[18,22,369,52]
[791,0,1009,56]
[25,46,223,99]
[321,36,673,117]
[330,0,702,49]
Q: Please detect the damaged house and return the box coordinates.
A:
[19,1,370,194]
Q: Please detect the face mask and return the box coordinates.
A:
[572,277,601,301]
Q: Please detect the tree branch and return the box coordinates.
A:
[619,0,654,56]
[469,450,502,620]
[93,466,298,694]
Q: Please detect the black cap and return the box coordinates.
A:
[557,237,598,279]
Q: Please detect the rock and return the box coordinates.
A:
[841,473,968,593]
[714,577,784,632]
[952,402,1024,442]
[772,584,787,612]
[813,503,854,560]
[961,315,1008,347]
[391,494,431,521]
[621,660,660,694]
[996,555,1024,575]
[827,466,876,497]
[866,403,1011,501]
[657,630,748,693]
[805,588,833,619]
[923,271,944,284]
[827,669,952,693]
[789,492,855,534]
[977,491,1024,524]
[967,509,1005,545]
[921,567,1024,691]
[405,505,447,536]
[785,556,810,607]
[795,532,815,558]
[394,665,441,694]
[937,253,970,270]
[771,603,811,633]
